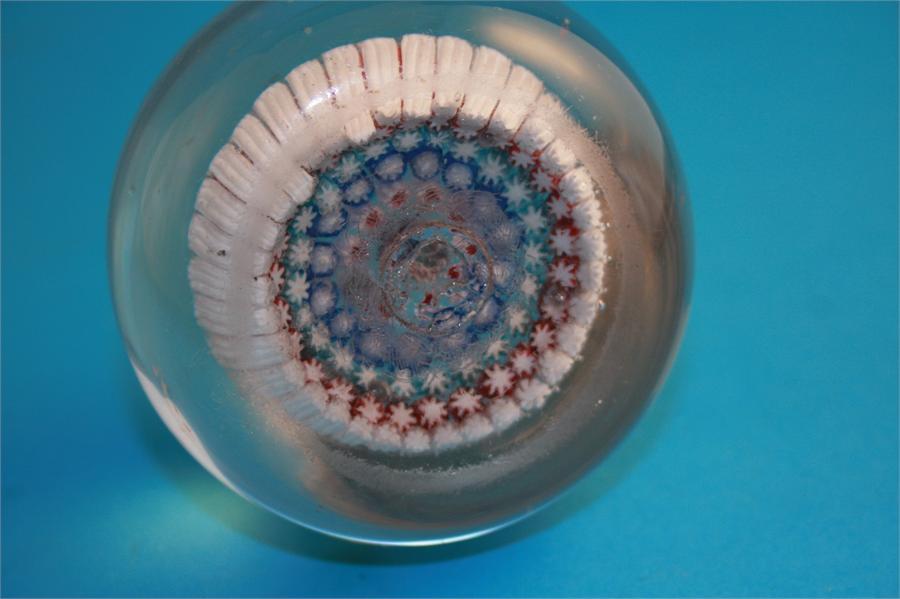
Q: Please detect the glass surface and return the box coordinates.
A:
[109,1,690,545]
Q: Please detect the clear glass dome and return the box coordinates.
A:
[109,1,690,545]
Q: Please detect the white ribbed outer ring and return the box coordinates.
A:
[188,34,607,452]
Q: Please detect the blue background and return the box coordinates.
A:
[2,1,898,596]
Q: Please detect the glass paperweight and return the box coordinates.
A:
[109,2,690,545]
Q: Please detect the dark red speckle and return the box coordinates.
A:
[390,190,407,207]
[365,209,381,228]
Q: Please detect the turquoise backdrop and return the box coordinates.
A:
[2,2,898,596]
